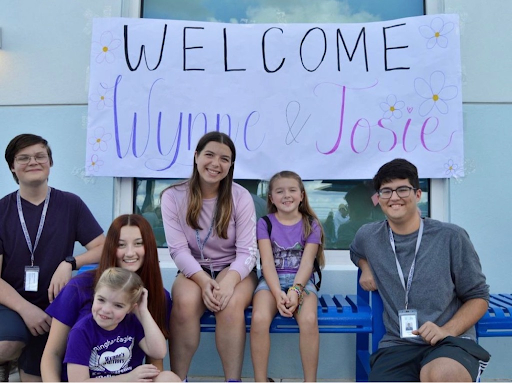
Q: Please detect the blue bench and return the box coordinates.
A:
[200,273,384,382]
[476,294,512,338]
[78,265,512,381]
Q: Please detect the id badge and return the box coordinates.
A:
[24,266,39,292]
[398,309,418,338]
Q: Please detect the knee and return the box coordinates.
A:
[0,340,25,361]
[250,311,273,333]
[171,296,203,324]
[215,304,246,327]
[420,359,471,382]
[298,312,318,334]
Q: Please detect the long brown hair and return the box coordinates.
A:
[267,171,325,268]
[166,132,236,239]
[94,214,169,338]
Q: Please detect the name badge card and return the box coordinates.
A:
[398,309,419,338]
[24,266,39,292]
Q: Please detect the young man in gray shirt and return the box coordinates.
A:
[350,158,490,382]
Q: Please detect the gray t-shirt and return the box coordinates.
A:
[350,218,489,347]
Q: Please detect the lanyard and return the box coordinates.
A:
[388,218,423,310]
[17,187,52,267]
[195,214,215,278]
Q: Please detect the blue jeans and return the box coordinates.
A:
[254,272,318,296]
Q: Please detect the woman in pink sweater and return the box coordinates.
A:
[161,132,258,382]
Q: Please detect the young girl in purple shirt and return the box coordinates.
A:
[65,267,179,382]
[250,170,325,382]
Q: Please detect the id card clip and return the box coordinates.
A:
[398,309,419,338]
[24,266,39,292]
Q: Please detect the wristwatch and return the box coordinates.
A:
[65,256,77,271]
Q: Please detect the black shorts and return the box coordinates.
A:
[177,265,257,279]
[0,304,48,377]
[369,336,490,382]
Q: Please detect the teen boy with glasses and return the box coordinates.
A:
[0,134,105,381]
[350,158,490,382]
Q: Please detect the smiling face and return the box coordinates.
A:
[269,177,304,217]
[378,178,421,232]
[92,286,132,331]
[116,226,145,272]
[11,143,51,188]
[194,141,233,194]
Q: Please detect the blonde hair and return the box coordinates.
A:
[95,267,144,305]
[267,171,325,268]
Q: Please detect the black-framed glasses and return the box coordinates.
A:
[378,186,417,199]
[14,154,49,165]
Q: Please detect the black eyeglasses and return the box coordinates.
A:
[14,154,49,165]
[378,186,417,199]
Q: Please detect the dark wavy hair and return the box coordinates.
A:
[373,158,420,191]
[94,214,169,338]
[5,134,54,184]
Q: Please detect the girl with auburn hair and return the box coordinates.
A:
[95,214,169,338]
[161,131,258,382]
[41,214,172,381]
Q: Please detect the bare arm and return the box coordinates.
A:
[284,243,317,314]
[259,238,292,317]
[0,270,51,336]
[134,289,167,360]
[48,234,105,303]
[41,319,71,381]
[75,234,105,269]
[414,298,488,345]
[293,242,317,288]
[357,259,377,291]
[68,363,162,382]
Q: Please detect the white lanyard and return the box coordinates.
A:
[17,187,52,267]
[388,219,424,310]
[195,214,215,278]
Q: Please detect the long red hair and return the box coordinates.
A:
[94,214,169,338]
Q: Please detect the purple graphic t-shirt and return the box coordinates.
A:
[64,313,145,378]
[256,214,321,274]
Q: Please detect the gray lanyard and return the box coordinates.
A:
[195,214,215,278]
[388,219,424,310]
[17,187,52,267]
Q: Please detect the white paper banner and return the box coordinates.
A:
[86,15,463,179]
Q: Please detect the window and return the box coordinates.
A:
[134,178,430,250]
[125,0,433,256]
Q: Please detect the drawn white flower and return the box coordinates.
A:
[90,84,114,110]
[444,159,459,176]
[380,94,405,120]
[88,127,112,152]
[88,154,104,172]
[419,17,454,49]
[92,31,121,64]
[414,71,458,116]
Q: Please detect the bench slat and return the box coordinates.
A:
[199,294,372,334]
[476,293,512,338]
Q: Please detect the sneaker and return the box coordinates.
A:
[0,362,10,382]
